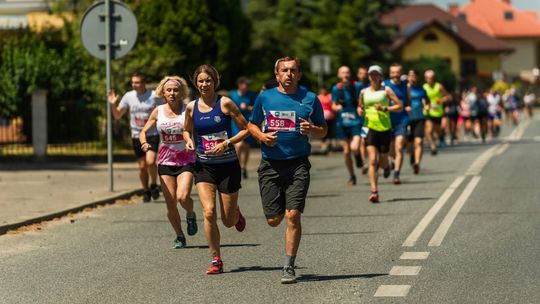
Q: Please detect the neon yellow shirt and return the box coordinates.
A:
[363,88,391,132]
[423,82,444,118]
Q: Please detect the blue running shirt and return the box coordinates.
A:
[409,85,427,121]
[384,79,409,125]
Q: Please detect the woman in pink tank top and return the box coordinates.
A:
[140,76,197,249]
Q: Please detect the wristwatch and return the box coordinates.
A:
[225,139,234,148]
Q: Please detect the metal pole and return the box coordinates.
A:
[105,0,114,192]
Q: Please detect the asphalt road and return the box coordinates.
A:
[1,118,539,304]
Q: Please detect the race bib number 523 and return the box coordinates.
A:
[267,111,296,132]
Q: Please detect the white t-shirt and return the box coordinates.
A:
[118,89,161,138]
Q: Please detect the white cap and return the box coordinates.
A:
[368,65,383,75]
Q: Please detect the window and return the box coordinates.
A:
[423,32,438,41]
[461,59,477,76]
[458,13,467,21]
[504,11,513,20]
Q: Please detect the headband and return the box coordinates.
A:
[165,78,181,87]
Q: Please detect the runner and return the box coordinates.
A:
[384,63,409,184]
[183,64,248,275]
[357,66,371,174]
[523,90,535,119]
[318,85,336,154]
[248,56,327,284]
[406,69,429,174]
[332,66,363,185]
[445,93,460,145]
[139,76,197,248]
[357,65,402,203]
[423,70,450,155]
[108,72,161,202]
[229,76,257,179]
[486,88,502,137]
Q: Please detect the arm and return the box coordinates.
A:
[209,98,250,155]
[405,84,412,112]
[182,101,196,151]
[247,94,277,147]
[139,107,158,152]
[439,85,450,104]
[331,86,343,112]
[357,89,365,116]
[299,97,327,138]
[385,87,403,112]
[107,90,127,120]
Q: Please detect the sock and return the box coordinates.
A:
[394,171,400,178]
[285,255,296,268]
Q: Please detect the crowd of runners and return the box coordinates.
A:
[108,57,534,284]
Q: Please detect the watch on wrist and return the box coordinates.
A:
[225,139,233,148]
[383,106,388,112]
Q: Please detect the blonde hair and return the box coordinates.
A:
[155,76,190,100]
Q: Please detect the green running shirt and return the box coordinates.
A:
[363,88,391,132]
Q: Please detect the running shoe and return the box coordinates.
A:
[430,149,438,156]
[242,168,248,179]
[368,192,380,203]
[206,257,224,275]
[347,175,357,186]
[173,234,186,249]
[186,213,198,236]
[143,191,151,203]
[437,140,445,148]
[235,207,246,232]
[413,164,420,175]
[383,167,391,179]
[354,154,363,168]
[150,184,160,200]
[361,165,369,175]
[281,266,297,284]
[393,177,401,185]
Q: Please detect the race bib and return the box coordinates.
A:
[430,103,440,110]
[161,132,182,144]
[201,130,228,152]
[134,117,148,127]
[340,111,359,126]
[267,111,296,132]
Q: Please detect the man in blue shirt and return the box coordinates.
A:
[383,63,410,184]
[229,77,257,179]
[332,66,365,186]
[248,56,327,284]
[406,69,429,174]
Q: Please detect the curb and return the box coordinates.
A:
[0,188,143,235]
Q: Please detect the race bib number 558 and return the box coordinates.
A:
[267,111,296,132]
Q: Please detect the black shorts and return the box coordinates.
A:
[158,163,195,177]
[132,135,159,159]
[257,157,311,217]
[366,129,392,153]
[427,116,442,125]
[408,120,425,140]
[323,119,336,140]
[194,160,241,194]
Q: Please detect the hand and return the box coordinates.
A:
[108,89,119,105]
[405,106,412,112]
[357,107,364,116]
[299,118,312,136]
[208,141,227,155]
[185,139,195,151]
[334,104,343,112]
[374,103,384,111]
[261,131,278,147]
[141,142,151,152]
[240,103,248,111]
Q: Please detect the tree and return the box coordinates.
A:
[402,56,458,91]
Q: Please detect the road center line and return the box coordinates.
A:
[402,176,465,247]
[400,252,430,260]
[465,145,500,176]
[495,143,510,155]
[389,266,422,276]
[428,176,481,247]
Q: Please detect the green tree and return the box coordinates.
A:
[402,56,458,91]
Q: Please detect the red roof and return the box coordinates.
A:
[452,0,540,38]
[381,4,513,53]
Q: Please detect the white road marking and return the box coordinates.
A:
[400,252,430,260]
[507,120,531,141]
[533,136,540,142]
[374,285,412,297]
[495,143,510,155]
[389,266,422,276]
[429,176,482,247]
[402,176,465,247]
[465,145,500,176]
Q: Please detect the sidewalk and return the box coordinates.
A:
[0,151,264,234]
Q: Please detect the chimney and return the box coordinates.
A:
[448,3,459,16]
[501,0,511,4]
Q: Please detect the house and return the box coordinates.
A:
[381,4,513,82]
[449,0,540,79]
[0,0,72,32]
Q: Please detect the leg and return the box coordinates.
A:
[160,175,183,236]
[218,192,239,228]
[137,157,150,191]
[285,209,302,256]
[394,135,405,172]
[146,150,158,186]
[196,182,220,258]
[367,146,379,191]
[176,172,195,216]
[414,137,423,165]
[425,119,436,151]
[339,139,354,178]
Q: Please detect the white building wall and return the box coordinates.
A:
[501,38,540,76]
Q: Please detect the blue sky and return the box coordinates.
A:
[413,0,540,16]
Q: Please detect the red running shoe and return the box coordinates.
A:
[206,257,224,275]
[235,207,246,232]
[413,164,420,175]
[369,192,380,203]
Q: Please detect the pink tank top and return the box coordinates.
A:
[156,104,196,167]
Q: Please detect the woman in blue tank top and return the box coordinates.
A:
[183,64,249,275]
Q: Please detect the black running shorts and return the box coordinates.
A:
[408,120,425,140]
[158,163,195,177]
[132,135,159,159]
[366,129,392,153]
[194,160,242,194]
[257,157,311,218]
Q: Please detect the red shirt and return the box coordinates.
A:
[318,93,335,120]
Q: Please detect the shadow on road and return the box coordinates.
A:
[184,243,260,249]
[229,266,307,273]
[303,231,378,236]
[298,273,387,282]
[386,197,434,203]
